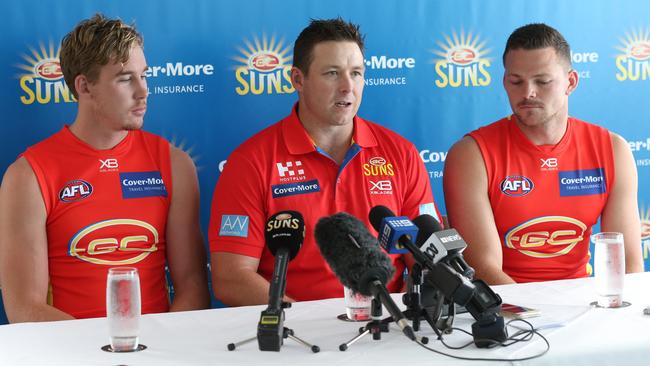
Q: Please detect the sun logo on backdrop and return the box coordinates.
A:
[615,27,650,82]
[15,40,75,105]
[232,33,294,95]
[430,29,492,88]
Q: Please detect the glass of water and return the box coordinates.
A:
[343,286,372,321]
[106,267,141,352]
[592,232,625,308]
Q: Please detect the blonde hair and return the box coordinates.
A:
[60,13,143,97]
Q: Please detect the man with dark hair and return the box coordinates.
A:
[209,18,440,305]
[444,23,643,285]
[0,14,210,322]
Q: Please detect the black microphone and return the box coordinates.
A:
[369,206,475,306]
[258,211,304,352]
[314,212,417,341]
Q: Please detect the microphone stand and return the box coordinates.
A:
[339,297,390,351]
[227,301,320,353]
[401,263,445,337]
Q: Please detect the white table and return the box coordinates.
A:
[1,273,649,366]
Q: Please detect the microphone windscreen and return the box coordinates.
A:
[264,211,304,260]
[368,205,395,232]
[314,212,395,296]
[412,214,443,246]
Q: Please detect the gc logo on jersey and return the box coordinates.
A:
[363,156,395,176]
[500,176,534,196]
[68,219,159,265]
[59,180,93,202]
[505,216,587,258]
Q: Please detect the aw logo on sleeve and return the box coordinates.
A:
[219,215,249,237]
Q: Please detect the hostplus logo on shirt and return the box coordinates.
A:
[276,161,306,182]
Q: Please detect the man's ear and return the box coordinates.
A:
[75,74,92,98]
[291,67,304,93]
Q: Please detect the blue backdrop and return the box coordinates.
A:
[2,0,650,323]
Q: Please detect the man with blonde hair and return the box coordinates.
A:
[0,14,209,322]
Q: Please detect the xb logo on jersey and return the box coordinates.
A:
[68,219,159,265]
[99,158,119,172]
[540,158,558,170]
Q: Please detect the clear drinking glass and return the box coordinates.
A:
[592,232,625,308]
[343,286,372,321]
[106,267,141,351]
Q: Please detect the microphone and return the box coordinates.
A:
[368,206,475,306]
[257,211,304,352]
[314,212,416,341]
[412,214,475,279]
[369,206,507,347]
[369,208,419,254]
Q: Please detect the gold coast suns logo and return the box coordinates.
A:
[505,216,587,258]
[68,219,159,265]
[15,40,76,105]
[615,27,650,82]
[233,33,294,95]
[430,29,492,88]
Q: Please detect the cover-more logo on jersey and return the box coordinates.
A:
[363,156,395,176]
[505,216,587,258]
[68,219,159,265]
[500,175,534,196]
[59,180,93,202]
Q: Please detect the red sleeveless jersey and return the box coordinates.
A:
[469,116,614,282]
[23,126,172,318]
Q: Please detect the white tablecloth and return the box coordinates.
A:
[1,273,650,366]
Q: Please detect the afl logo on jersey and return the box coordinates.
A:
[68,219,159,265]
[500,175,534,197]
[59,180,93,202]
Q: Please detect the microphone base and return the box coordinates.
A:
[227,326,320,353]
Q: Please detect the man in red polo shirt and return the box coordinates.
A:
[209,18,440,305]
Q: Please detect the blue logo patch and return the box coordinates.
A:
[219,215,249,237]
[419,203,440,223]
[120,171,168,199]
[559,168,606,196]
[500,175,534,196]
[272,179,320,198]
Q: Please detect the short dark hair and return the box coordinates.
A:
[293,17,365,74]
[60,13,143,98]
[502,23,571,69]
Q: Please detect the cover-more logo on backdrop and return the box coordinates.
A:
[629,137,650,167]
[615,27,650,81]
[364,54,416,87]
[16,41,75,105]
[233,34,294,95]
[430,29,492,88]
[145,60,214,95]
